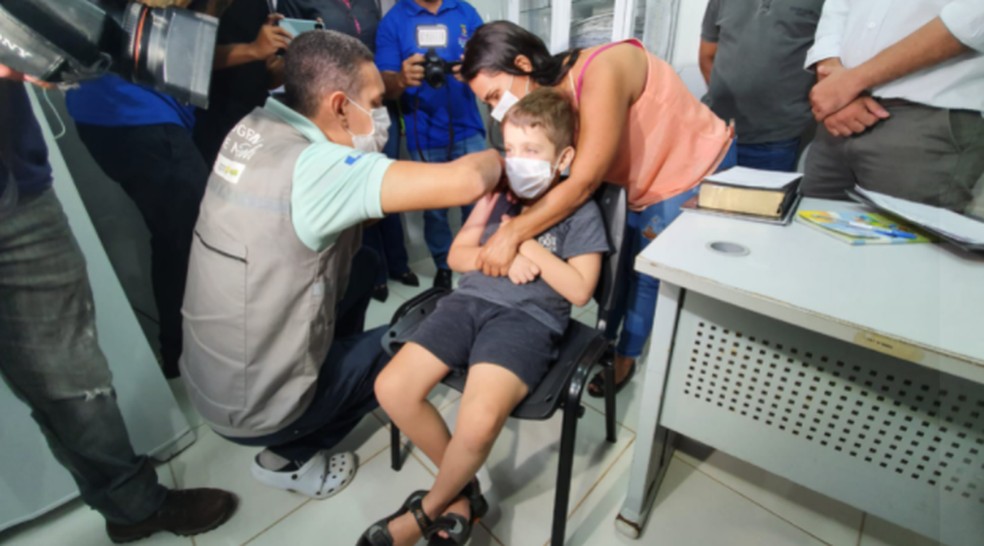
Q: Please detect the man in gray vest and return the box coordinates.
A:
[180,30,502,499]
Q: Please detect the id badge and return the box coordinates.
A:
[416,24,448,48]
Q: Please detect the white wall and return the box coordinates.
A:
[670,0,709,67]
[468,0,506,22]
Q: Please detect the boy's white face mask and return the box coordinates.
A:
[490,75,529,123]
[346,97,391,153]
[506,156,561,199]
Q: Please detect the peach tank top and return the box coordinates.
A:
[575,39,734,209]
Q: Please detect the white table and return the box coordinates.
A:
[614,197,984,545]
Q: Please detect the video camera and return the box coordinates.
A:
[0,0,218,107]
[421,47,460,89]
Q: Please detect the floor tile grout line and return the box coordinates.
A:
[166,458,179,488]
[581,396,638,435]
[239,497,312,546]
[674,454,837,546]
[164,458,198,546]
[404,449,510,546]
[240,449,392,546]
[855,512,866,546]
[564,437,637,525]
[238,446,390,545]
[446,422,636,545]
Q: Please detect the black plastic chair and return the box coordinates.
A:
[381,185,629,546]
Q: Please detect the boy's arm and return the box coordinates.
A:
[448,193,502,273]
[519,240,602,307]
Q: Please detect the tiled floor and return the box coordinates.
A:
[0,260,943,546]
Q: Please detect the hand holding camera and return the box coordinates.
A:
[399,53,426,89]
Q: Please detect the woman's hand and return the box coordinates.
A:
[507,254,540,284]
[477,222,521,277]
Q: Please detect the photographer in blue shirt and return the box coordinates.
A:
[375,0,486,289]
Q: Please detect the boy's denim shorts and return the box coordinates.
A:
[409,292,560,389]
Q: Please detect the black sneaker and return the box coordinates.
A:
[392,271,420,287]
[106,488,237,543]
[372,283,389,303]
[433,268,453,290]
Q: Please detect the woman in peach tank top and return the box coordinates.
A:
[462,21,737,395]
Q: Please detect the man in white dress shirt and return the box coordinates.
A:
[801,0,983,216]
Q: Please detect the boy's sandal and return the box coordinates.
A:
[460,478,489,520]
[586,362,636,399]
[427,513,473,546]
[426,479,488,546]
[358,490,432,546]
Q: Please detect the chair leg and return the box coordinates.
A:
[552,393,580,546]
[603,361,618,443]
[390,423,403,471]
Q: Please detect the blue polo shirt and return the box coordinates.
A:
[66,75,196,130]
[375,0,485,152]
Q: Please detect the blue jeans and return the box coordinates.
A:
[226,326,390,462]
[363,215,411,286]
[607,141,738,358]
[737,137,800,172]
[415,134,487,270]
[0,190,167,524]
[363,113,412,286]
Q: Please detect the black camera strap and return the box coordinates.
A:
[410,84,456,163]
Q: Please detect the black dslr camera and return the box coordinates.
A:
[421,47,460,89]
[0,0,218,107]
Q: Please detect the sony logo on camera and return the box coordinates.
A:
[0,31,32,59]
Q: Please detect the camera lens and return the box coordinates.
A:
[121,2,216,107]
[425,64,446,88]
[422,48,449,89]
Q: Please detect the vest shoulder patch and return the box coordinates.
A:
[214,155,247,185]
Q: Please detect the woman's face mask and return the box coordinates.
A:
[505,156,562,200]
[346,97,390,153]
[490,75,530,123]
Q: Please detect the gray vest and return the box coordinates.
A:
[180,106,360,438]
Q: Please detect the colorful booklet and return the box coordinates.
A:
[796,210,934,245]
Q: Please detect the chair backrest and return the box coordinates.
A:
[591,184,629,333]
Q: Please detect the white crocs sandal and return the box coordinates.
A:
[251,450,357,499]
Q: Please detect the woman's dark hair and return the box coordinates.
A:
[461,21,581,87]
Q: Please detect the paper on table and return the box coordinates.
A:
[854,187,984,245]
[703,166,802,190]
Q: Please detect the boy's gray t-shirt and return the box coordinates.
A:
[701,0,824,144]
[455,196,611,334]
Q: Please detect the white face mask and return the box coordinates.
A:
[490,75,529,123]
[506,156,561,199]
[346,97,391,153]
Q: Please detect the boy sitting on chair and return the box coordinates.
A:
[364,89,610,546]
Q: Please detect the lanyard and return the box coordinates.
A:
[338,0,362,34]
